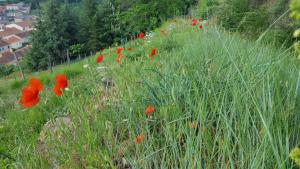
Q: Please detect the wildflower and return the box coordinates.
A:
[134,134,145,143]
[192,19,197,26]
[96,54,104,63]
[144,106,155,116]
[29,78,43,92]
[116,54,123,62]
[138,32,145,39]
[117,47,123,55]
[83,64,89,68]
[150,48,156,59]
[20,86,40,108]
[19,78,43,108]
[199,25,203,30]
[128,47,133,52]
[53,74,68,96]
[189,121,198,129]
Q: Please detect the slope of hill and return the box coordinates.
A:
[0,18,299,168]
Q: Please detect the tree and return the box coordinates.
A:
[78,0,98,52]
[25,0,67,71]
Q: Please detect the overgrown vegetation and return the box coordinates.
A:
[23,0,197,72]
[204,0,298,47]
[1,18,300,168]
[0,0,299,168]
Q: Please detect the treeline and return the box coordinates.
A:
[203,0,298,47]
[23,0,197,71]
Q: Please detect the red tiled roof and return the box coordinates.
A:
[15,30,32,38]
[3,36,21,44]
[0,51,14,65]
[0,39,8,47]
[0,46,30,65]
[0,28,22,38]
[15,46,30,58]
[15,21,32,28]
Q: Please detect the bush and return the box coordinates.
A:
[0,65,15,78]
[213,0,295,47]
[10,80,26,90]
[237,7,269,38]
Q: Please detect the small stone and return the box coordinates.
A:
[102,77,114,88]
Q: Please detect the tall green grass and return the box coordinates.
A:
[0,19,299,168]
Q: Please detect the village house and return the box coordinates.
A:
[0,3,34,65]
[2,35,22,49]
[0,39,9,52]
[6,21,33,31]
[0,45,30,65]
[0,27,21,38]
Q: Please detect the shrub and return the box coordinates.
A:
[0,65,15,78]
[10,80,26,90]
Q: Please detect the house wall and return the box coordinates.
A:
[9,41,22,49]
[0,45,8,52]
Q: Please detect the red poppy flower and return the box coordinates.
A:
[128,47,133,52]
[96,54,104,63]
[138,32,145,39]
[117,47,123,55]
[53,74,68,96]
[150,48,156,59]
[19,78,43,108]
[192,19,197,26]
[29,78,43,92]
[199,25,203,29]
[134,134,145,143]
[20,85,40,108]
[116,54,123,62]
[144,106,155,116]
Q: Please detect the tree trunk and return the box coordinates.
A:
[67,49,70,66]
[48,54,53,73]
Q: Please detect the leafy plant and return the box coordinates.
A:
[291,0,300,59]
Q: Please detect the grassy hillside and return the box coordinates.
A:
[0,18,300,168]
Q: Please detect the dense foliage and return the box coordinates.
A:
[205,0,298,47]
[24,0,197,71]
